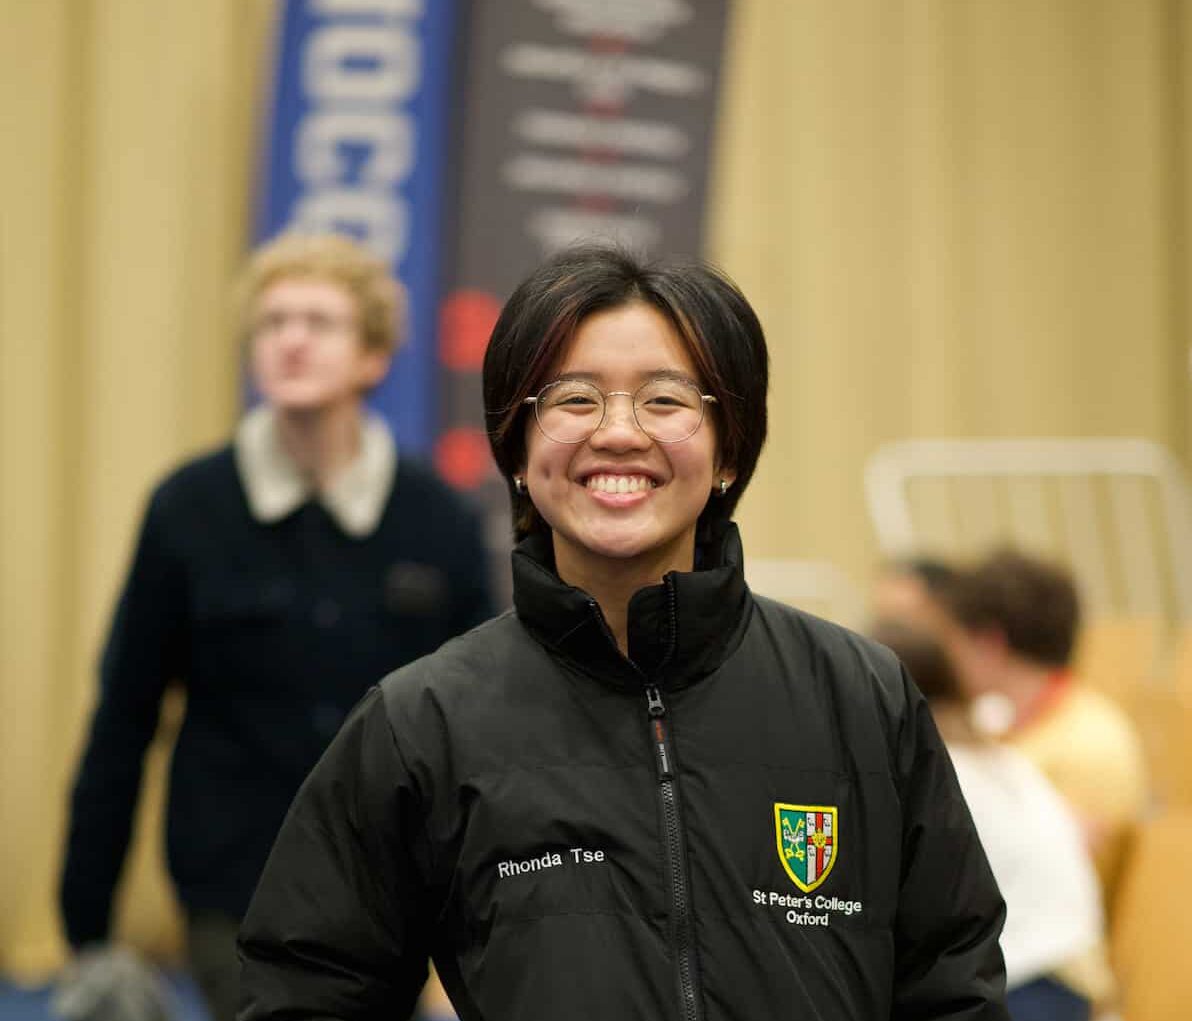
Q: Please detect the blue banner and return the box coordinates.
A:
[255,0,457,455]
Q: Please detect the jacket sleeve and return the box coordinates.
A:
[890,670,1010,1020]
[60,485,187,947]
[238,686,432,1021]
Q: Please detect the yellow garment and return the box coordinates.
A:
[1051,943,1115,1008]
[1010,683,1148,900]
[1008,683,1146,1008]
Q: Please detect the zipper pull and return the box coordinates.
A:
[645,686,672,778]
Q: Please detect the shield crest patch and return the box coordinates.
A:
[775,803,838,892]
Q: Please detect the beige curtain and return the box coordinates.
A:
[715,0,1192,588]
[1,0,274,980]
[1,0,1188,983]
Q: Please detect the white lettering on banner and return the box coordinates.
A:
[533,0,691,45]
[502,44,705,104]
[298,112,415,185]
[314,0,424,15]
[292,189,408,264]
[287,10,423,266]
[515,109,689,159]
[505,156,688,204]
[490,0,720,259]
[305,26,420,101]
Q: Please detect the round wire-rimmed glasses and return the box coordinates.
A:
[523,377,718,444]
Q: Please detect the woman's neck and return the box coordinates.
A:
[555,539,696,657]
[273,401,365,492]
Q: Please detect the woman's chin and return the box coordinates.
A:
[557,521,694,573]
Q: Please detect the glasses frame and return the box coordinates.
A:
[522,378,718,445]
[249,309,359,340]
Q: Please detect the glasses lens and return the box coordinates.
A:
[635,378,706,442]
[252,310,353,338]
[536,380,605,443]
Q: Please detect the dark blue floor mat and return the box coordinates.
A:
[0,974,209,1021]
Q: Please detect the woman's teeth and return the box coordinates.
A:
[586,474,656,494]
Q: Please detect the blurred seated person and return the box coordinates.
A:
[57,233,495,1021]
[870,555,956,636]
[937,548,1147,900]
[874,621,1110,1021]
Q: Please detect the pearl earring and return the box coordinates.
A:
[514,476,526,495]
[718,478,729,495]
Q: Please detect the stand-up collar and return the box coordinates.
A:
[511,522,753,691]
[234,404,396,537]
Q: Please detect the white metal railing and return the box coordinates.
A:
[745,558,865,630]
[864,438,1192,624]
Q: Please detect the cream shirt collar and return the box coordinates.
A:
[234,404,397,537]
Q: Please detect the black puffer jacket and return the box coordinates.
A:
[239,524,1008,1021]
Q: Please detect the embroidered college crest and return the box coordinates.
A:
[775,803,838,892]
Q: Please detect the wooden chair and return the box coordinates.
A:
[1111,808,1192,1020]
[1129,688,1192,810]
[1166,626,1192,700]
[1072,618,1161,710]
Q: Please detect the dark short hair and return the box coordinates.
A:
[887,556,957,596]
[943,547,1080,667]
[482,244,769,541]
[870,621,963,704]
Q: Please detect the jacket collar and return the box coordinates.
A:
[512,521,753,691]
[234,404,396,537]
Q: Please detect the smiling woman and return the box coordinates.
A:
[478,249,767,651]
[517,303,731,632]
[238,244,1012,1021]
[482,246,769,550]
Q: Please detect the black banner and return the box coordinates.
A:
[434,0,732,591]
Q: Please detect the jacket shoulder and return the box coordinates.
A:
[149,444,238,511]
[392,458,481,516]
[748,594,915,740]
[373,612,541,777]
[378,611,528,706]
[751,594,905,687]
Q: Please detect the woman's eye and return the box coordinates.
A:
[548,393,600,411]
[644,391,697,410]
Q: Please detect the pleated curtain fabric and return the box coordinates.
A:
[3,0,1191,982]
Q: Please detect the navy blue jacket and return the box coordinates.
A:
[61,446,494,945]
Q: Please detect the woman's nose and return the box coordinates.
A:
[590,393,650,447]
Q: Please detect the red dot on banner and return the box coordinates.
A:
[441,290,502,370]
[435,427,493,491]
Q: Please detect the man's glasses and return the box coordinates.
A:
[251,310,357,338]
[523,378,717,444]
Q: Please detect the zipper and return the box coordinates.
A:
[645,684,703,1021]
[588,599,620,651]
[586,597,703,1021]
